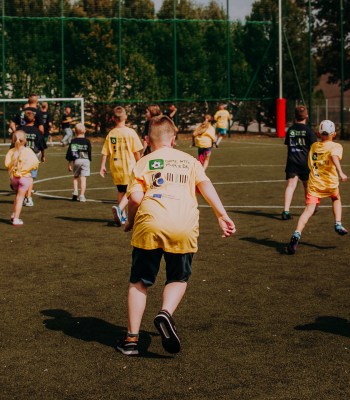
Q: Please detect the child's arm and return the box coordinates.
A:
[68,161,73,172]
[197,180,236,237]
[124,191,145,232]
[332,155,348,182]
[133,151,141,162]
[100,155,108,177]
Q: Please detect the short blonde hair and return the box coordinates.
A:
[113,106,127,122]
[148,115,176,144]
[75,123,86,135]
[13,130,26,144]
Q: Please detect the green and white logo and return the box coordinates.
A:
[110,137,116,144]
[149,159,164,170]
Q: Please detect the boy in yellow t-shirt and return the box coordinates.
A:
[214,104,231,147]
[287,120,348,254]
[100,106,143,225]
[116,115,236,356]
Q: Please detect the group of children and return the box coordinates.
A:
[282,106,348,254]
[4,101,348,356]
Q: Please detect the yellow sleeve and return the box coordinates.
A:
[5,150,13,169]
[331,143,343,160]
[126,169,146,198]
[132,131,143,153]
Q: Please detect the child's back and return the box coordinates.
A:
[129,147,208,252]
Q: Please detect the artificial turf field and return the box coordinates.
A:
[1,135,350,400]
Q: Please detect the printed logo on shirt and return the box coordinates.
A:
[152,172,164,188]
[149,159,164,170]
[110,137,116,144]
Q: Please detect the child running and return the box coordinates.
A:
[117,115,236,356]
[5,131,39,226]
[287,120,348,254]
[100,106,143,226]
[214,104,231,147]
[282,105,317,220]
[66,123,92,202]
[192,114,216,170]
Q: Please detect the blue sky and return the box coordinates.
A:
[153,0,255,20]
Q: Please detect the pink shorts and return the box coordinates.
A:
[306,192,339,205]
[10,176,32,192]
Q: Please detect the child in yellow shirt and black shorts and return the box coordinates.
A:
[193,114,216,170]
[287,120,348,254]
[116,115,236,356]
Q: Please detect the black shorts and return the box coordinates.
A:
[285,171,309,181]
[130,247,194,287]
[116,184,127,193]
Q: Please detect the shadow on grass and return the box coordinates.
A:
[295,316,350,338]
[41,309,172,359]
[240,237,336,255]
[55,216,115,226]
[228,209,283,221]
[0,217,12,225]
[0,200,13,205]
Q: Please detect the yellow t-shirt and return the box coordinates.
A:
[101,126,143,185]
[194,125,216,148]
[5,147,39,178]
[214,110,230,129]
[308,141,343,197]
[127,147,210,253]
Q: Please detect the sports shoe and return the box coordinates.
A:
[10,213,15,222]
[112,206,122,227]
[154,310,181,354]
[121,215,128,225]
[282,211,292,220]
[335,223,348,236]
[12,218,24,226]
[116,336,139,356]
[287,233,300,255]
[78,194,86,202]
[23,197,28,206]
[72,191,79,201]
[25,197,34,207]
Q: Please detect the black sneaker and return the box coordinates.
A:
[282,211,292,220]
[116,336,139,356]
[154,310,181,354]
[335,224,348,236]
[287,234,300,254]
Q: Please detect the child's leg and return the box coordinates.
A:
[284,176,299,212]
[332,194,342,222]
[295,203,317,234]
[161,282,187,315]
[26,180,33,199]
[127,281,148,334]
[202,154,211,171]
[13,187,27,219]
[80,176,86,196]
[73,177,79,194]
[216,134,223,146]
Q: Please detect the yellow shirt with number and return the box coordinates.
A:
[214,110,230,129]
[127,148,210,253]
[194,125,216,148]
[101,126,143,185]
[308,140,343,197]
[5,147,39,178]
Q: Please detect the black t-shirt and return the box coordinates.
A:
[61,114,73,130]
[41,110,53,135]
[21,125,46,154]
[285,123,317,173]
[14,107,44,129]
[66,137,92,161]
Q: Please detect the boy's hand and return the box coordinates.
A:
[100,167,107,178]
[68,164,73,172]
[340,172,348,182]
[218,215,236,238]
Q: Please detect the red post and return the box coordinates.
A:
[276,98,286,138]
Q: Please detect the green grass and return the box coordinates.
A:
[1,136,350,400]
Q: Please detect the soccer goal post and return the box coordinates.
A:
[0,97,85,143]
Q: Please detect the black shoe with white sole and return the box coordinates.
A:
[116,336,139,356]
[154,310,181,354]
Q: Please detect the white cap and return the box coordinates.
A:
[319,120,335,135]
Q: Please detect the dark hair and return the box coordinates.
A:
[295,105,308,122]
